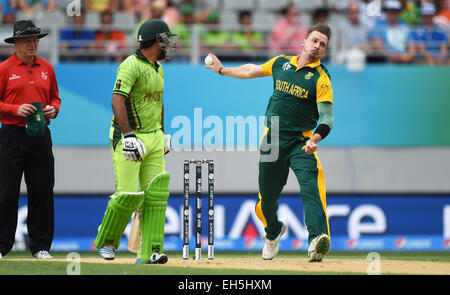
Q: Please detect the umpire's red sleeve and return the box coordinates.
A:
[49,64,61,116]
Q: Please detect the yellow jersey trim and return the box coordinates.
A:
[261,56,280,76]
[290,55,322,72]
[302,130,314,138]
[316,66,333,104]
[314,152,331,237]
[255,193,267,227]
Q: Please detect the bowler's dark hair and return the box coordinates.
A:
[307,23,331,41]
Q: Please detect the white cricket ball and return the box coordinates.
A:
[204,55,213,65]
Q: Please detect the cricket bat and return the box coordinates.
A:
[128,211,141,253]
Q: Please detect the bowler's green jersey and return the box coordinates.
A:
[112,49,164,135]
[261,55,333,133]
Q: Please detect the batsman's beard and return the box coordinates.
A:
[158,47,172,60]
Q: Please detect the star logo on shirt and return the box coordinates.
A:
[282,62,292,71]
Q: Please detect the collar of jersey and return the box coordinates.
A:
[290,55,321,71]
[135,49,160,71]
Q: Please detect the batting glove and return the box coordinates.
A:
[122,133,147,161]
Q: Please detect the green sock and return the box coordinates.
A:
[94,192,144,250]
[140,172,170,262]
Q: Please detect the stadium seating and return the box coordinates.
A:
[219,11,239,30]
[257,0,289,11]
[252,11,279,30]
[204,0,220,9]
[293,0,324,11]
[85,11,101,29]
[16,10,67,29]
[113,11,137,30]
[2,0,447,64]
[222,0,255,11]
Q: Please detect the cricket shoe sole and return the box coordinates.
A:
[308,234,330,262]
[136,253,168,264]
[98,245,115,260]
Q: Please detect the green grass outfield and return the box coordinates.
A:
[1,251,449,275]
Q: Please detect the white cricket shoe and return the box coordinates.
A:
[33,250,53,259]
[262,222,287,260]
[308,234,330,262]
[148,253,168,264]
[98,245,115,260]
[135,253,168,264]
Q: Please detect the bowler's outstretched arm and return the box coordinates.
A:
[205,53,267,79]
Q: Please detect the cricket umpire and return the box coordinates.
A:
[0,20,61,259]
[206,24,334,262]
[94,19,176,264]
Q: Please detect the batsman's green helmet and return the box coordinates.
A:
[137,19,176,43]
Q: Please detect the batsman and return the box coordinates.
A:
[94,19,176,264]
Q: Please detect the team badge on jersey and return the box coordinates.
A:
[304,72,314,80]
[41,71,48,80]
[9,74,21,80]
[115,79,122,90]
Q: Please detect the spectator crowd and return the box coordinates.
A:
[0,0,449,64]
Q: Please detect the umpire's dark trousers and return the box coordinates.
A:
[0,124,54,256]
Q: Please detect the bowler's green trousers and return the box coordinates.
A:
[255,128,330,244]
